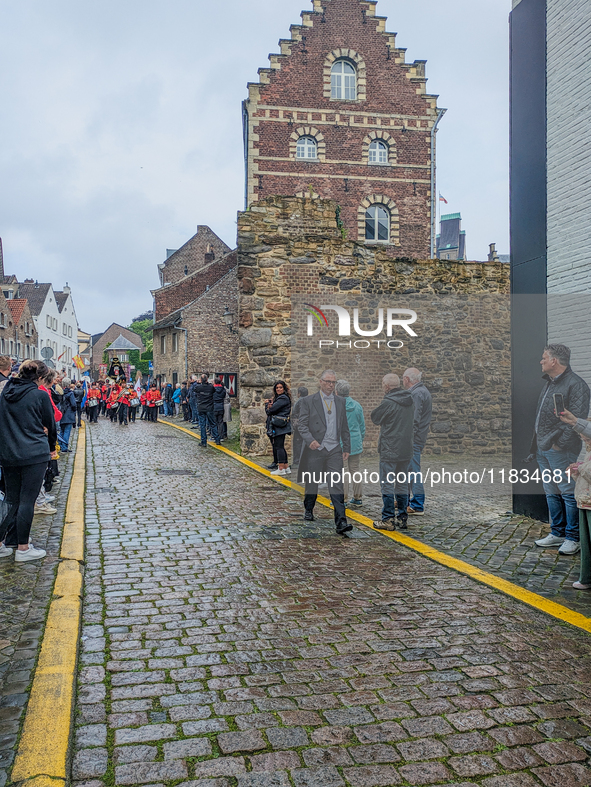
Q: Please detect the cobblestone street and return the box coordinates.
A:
[67,420,591,787]
[249,452,589,617]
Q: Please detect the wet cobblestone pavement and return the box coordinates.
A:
[248,450,590,618]
[69,420,591,787]
[0,435,77,787]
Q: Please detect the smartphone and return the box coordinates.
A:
[553,393,565,415]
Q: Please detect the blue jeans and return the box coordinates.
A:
[537,448,579,541]
[379,459,409,521]
[408,446,425,511]
[198,412,219,446]
[58,423,73,451]
[190,399,198,423]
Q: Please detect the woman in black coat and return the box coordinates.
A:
[265,380,292,477]
[0,360,57,562]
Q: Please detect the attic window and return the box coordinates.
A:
[184,266,189,276]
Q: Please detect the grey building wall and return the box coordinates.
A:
[546,0,591,384]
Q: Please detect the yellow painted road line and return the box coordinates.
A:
[162,418,591,636]
[12,425,86,786]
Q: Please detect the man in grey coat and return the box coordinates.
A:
[297,370,352,535]
[403,367,432,515]
[371,374,414,531]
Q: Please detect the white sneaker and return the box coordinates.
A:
[535,534,564,547]
[15,546,46,562]
[34,504,57,515]
[559,539,581,555]
[45,495,56,502]
[270,468,287,476]
[0,544,13,558]
[284,467,291,474]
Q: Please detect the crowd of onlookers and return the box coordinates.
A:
[2,343,591,593]
[0,357,80,562]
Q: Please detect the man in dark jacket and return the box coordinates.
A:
[371,373,415,531]
[188,374,199,425]
[532,344,590,555]
[58,379,77,452]
[403,368,432,515]
[191,374,220,447]
[181,381,191,421]
[297,370,352,535]
[163,383,173,416]
[213,378,228,440]
[72,382,85,427]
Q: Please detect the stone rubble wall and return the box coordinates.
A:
[238,196,510,456]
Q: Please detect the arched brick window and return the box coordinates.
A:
[290,127,326,161]
[296,136,318,159]
[323,49,367,102]
[358,196,400,245]
[362,131,397,165]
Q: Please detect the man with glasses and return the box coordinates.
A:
[297,369,352,535]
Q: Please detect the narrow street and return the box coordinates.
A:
[70,420,591,787]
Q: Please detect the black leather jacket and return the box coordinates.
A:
[531,366,590,453]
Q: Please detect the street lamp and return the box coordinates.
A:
[222,307,236,333]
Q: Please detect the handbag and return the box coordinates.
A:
[271,415,290,429]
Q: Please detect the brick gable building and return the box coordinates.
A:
[157,226,231,288]
[243,0,443,259]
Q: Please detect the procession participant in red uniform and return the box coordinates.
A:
[118,385,131,426]
[87,383,102,424]
[107,383,121,423]
[146,383,161,423]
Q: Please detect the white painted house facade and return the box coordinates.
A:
[18,281,80,379]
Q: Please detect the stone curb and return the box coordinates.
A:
[161,418,591,637]
[11,425,86,785]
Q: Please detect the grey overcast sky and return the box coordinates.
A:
[0,0,511,334]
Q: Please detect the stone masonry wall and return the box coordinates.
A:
[238,196,510,456]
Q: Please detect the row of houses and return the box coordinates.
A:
[0,238,82,378]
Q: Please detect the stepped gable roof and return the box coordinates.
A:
[7,299,28,325]
[17,282,51,315]
[107,334,142,352]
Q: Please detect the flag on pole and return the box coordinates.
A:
[73,354,85,370]
[439,193,448,204]
[81,378,89,408]
[134,374,142,397]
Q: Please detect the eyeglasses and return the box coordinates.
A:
[321,380,336,386]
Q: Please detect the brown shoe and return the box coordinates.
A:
[407,507,425,516]
[374,519,396,531]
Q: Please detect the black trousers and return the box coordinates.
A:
[76,404,82,427]
[129,406,137,423]
[303,447,347,528]
[1,462,48,547]
[148,407,158,422]
[88,405,99,423]
[118,403,129,424]
[272,433,288,465]
[182,403,191,421]
[109,407,117,422]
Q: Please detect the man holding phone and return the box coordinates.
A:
[532,344,590,554]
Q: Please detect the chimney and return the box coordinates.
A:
[63,283,71,294]
[488,243,500,262]
[205,243,215,264]
[0,238,3,281]
[24,278,34,284]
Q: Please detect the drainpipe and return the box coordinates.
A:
[430,108,447,258]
